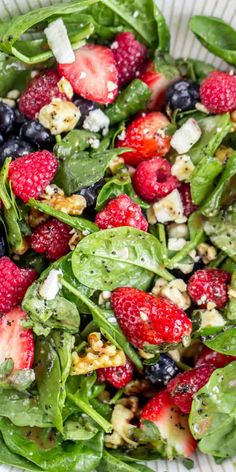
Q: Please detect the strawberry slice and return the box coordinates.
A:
[58,44,118,104]
[140,61,179,110]
[0,307,34,371]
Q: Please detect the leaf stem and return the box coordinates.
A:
[67,392,112,433]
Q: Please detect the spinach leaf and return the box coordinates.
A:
[95,173,149,211]
[54,129,100,157]
[0,52,30,96]
[226,272,236,321]
[0,432,41,471]
[190,155,223,205]
[189,361,236,457]
[204,204,236,260]
[176,57,214,81]
[97,449,155,472]
[63,415,98,441]
[0,389,52,428]
[203,326,236,355]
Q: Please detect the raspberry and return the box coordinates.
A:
[195,346,236,369]
[112,32,147,87]
[0,257,37,312]
[97,357,134,388]
[95,194,148,231]
[19,70,68,119]
[111,287,192,349]
[132,157,179,202]
[9,151,58,203]
[200,71,236,114]
[187,268,230,309]
[31,218,71,260]
[167,365,215,413]
[178,183,198,217]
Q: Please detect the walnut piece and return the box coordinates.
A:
[28,209,49,228]
[197,243,217,265]
[41,194,86,216]
[105,404,136,448]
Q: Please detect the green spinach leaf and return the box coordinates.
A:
[203,326,236,355]
[190,155,223,205]
[97,449,155,472]
[0,52,30,96]
[0,432,41,471]
[204,204,236,260]
[0,389,52,428]
[95,173,149,211]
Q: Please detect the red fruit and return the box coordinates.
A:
[187,269,230,309]
[9,151,58,203]
[95,194,148,231]
[200,71,236,114]
[140,60,178,110]
[141,390,197,457]
[111,32,147,87]
[19,69,68,119]
[167,365,215,414]
[111,287,192,349]
[0,257,37,313]
[116,112,171,166]
[97,357,134,388]
[31,218,71,261]
[195,346,236,369]
[58,44,118,104]
[178,183,198,217]
[132,157,179,202]
[0,307,34,371]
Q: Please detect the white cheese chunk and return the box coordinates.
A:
[39,269,63,300]
[171,118,201,154]
[153,189,186,224]
[171,154,195,181]
[83,109,110,135]
[44,18,75,64]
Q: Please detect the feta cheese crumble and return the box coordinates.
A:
[44,18,75,64]
[153,189,186,224]
[171,118,201,154]
[83,109,110,135]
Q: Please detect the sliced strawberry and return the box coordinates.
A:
[141,390,197,458]
[140,61,178,110]
[58,44,118,104]
[0,307,34,371]
[195,346,236,369]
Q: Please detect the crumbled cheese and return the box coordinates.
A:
[6,89,20,99]
[168,237,187,251]
[106,404,136,446]
[167,223,189,239]
[88,137,100,149]
[171,118,201,154]
[197,243,217,265]
[98,290,111,305]
[174,261,194,274]
[199,308,226,329]
[39,269,62,300]
[171,154,195,181]
[153,189,187,224]
[44,18,75,64]
[83,109,110,135]
[117,130,126,141]
[38,98,80,134]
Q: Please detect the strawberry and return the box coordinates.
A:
[111,32,147,87]
[97,357,134,388]
[111,287,192,349]
[9,151,58,203]
[195,346,236,369]
[95,194,148,231]
[116,112,171,166]
[187,268,230,309]
[200,71,236,114]
[140,60,178,110]
[0,257,37,313]
[31,218,71,261]
[167,365,215,414]
[58,44,118,104]
[0,307,34,371]
[178,183,198,217]
[141,390,197,458]
[132,157,179,202]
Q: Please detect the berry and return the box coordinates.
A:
[0,102,15,134]
[140,60,179,110]
[0,137,34,165]
[111,287,192,349]
[73,97,97,128]
[178,183,198,217]
[200,71,236,114]
[95,194,148,231]
[20,120,55,150]
[58,44,118,105]
[31,218,71,261]
[132,157,179,202]
[116,112,171,166]
[79,179,104,207]
[187,268,230,309]
[14,108,28,129]
[97,357,134,388]
[19,69,68,119]
[166,79,200,111]
[144,354,179,388]
[0,256,37,312]
[167,365,215,413]
[9,150,58,203]
[112,32,147,87]
[141,390,197,457]
[0,306,34,371]
[195,346,236,369]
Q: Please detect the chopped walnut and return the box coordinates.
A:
[118,396,139,416]
[152,278,191,311]
[124,379,154,398]
[105,404,136,448]
[215,145,234,163]
[13,237,30,255]
[197,243,217,265]
[27,209,49,229]
[69,230,83,250]
[41,194,86,216]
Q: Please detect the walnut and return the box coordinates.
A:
[105,404,136,448]
[118,396,139,416]
[13,237,30,255]
[152,278,191,310]
[28,209,49,229]
[197,243,217,264]
[215,145,234,163]
[69,230,83,250]
[41,194,86,216]
[124,379,153,398]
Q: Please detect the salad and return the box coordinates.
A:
[0,1,236,470]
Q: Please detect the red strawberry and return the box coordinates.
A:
[9,151,58,203]
[19,69,69,119]
[200,71,236,114]
[58,44,118,104]
[141,390,197,458]
[111,288,192,349]
[95,194,148,231]
[111,32,147,87]
[140,60,178,110]
[31,218,71,261]
[132,157,179,202]
[0,307,34,371]
[0,257,37,313]
[167,365,215,414]
[187,269,230,309]
[178,183,198,217]
[116,112,171,166]
[195,346,236,369]
[97,357,134,388]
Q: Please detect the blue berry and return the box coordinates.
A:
[166,79,200,111]
[144,354,179,388]
[0,102,15,134]
[0,137,34,165]
[0,224,7,256]
[79,179,104,207]
[20,120,55,150]
[73,97,97,128]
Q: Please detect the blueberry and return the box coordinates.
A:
[79,179,104,207]
[20,120,55,150]
[0,133,4,147]
[166,79,200,111]
[0,224,7,256]
[0,102,15,134]
[73,97,97,128]
[0,137,34,165]
[14,108,28,129]
[144,354,179,388]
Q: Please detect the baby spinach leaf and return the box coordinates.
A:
[203,326,236,356]
[97,449,155,472]
[0,52,30,96]
[204,204,236,260]
[226,272,236,321]
[190,155,223,205]
[176,57,214,81]
[95,173,149,211]
[54,130,100,157]
[63,417,98,441]
[0,432,41,471]
[0,389,52,428]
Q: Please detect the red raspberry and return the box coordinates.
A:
[97,357,134,388]
[19,69,69,119]
[132,157,179,202]
[178,183,198,217]
[195,346,236,369]
[9,151,58,203]
[111,287,192,349]
[187,268,230,309]
[95,194,148,231]
[112,32,147,87]
[31,218,71,261]
[0,257,37,313]
[167,365,215,413]
[200,71,236,114]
